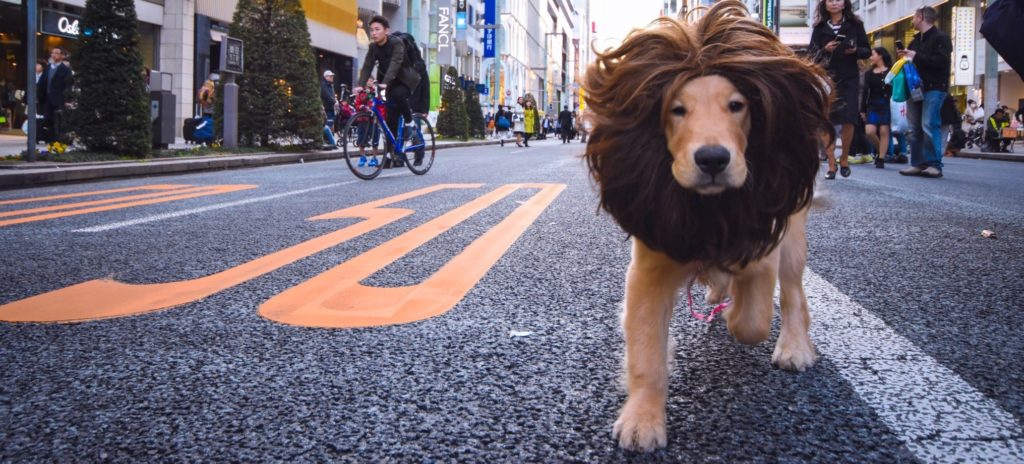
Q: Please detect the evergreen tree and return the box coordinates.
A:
[436,66,468,140]
[230,0,322,147]
[464,84,485,139]
[69,0,150,156]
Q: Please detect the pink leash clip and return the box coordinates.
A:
[686,277,731,325]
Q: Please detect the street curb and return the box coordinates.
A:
[954,150,1024,163]
[0,139,509,189]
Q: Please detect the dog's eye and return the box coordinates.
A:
[671,106,687,117]
[728,101,746,113]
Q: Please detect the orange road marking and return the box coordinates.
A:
[259,183,566,328]
[0,186,216,218]
[0,184,258,227]
[0,184,191,206]
[0,184,482,323]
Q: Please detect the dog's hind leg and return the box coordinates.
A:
[614,239,690,452]
[724,252,777,346]
[772,209,819,371]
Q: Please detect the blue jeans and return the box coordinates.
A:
[887,132,907,157]
[906,90,946,170]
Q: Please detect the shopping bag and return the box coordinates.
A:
[903,62,924,102]
[890,100,909,134]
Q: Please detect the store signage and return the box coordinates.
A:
[41,9,81,39]
[761,0,778,31]
[952,7,975,86]
[456,0,467,30]
[437,0,452,66]
[483,0,496,58]
[478,84,488,95]
[220,36,244,74]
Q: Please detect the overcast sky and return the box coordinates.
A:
[589,0,665,50]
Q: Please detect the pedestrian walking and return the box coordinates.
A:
[494,106,511,146]
[898,6,952,179]
[861,47,892,168]
[321,70,337,128]
[809,0,870,179]
[41,47,72,144]
[558,105,574,143]
[521,98,539,147]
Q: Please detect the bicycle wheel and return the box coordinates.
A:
[404,114,435,175]
[342,111,386,180]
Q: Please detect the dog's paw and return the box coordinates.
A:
[613,399,667,452]
[771,332,819,371]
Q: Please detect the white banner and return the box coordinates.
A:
[952,7,975,87]
[437,0,453,66]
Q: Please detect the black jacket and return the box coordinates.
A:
[907,26,952,92]
[558,110,573,128]
[320,78,336,111]
[357,37,421,90]
[809,17,870,83]
[42,63,72,108]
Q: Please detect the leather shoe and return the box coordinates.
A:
[899,166,923,176]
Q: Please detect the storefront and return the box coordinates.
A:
[0,0,160,128]
[866,1,1023,115]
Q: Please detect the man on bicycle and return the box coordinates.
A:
[358,15,422,165]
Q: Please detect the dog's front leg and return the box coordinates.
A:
[614,240,689,452]
[772,209,819,371]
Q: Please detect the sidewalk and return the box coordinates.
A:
[0,136,512,189]
[956,140,1024,162]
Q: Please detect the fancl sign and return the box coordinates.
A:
[41,9,81,39]
[437,0,453,66]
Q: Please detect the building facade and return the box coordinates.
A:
[1,0,359,139]
[856,0,1021,114]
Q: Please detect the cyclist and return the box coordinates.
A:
[357,15,421,165]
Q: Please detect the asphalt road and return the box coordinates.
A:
[1,138,1022,462]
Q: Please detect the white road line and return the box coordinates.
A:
[510,150,526,154]
[804,270,1024,463]
[73,181,359,232]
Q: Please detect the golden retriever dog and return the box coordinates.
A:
[582,1,833,452]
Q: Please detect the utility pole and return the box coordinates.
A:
[26,0,38,162]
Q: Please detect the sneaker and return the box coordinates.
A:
[358,155,367,167]
[899,166,923,176]
[894,155,909,164]
[874,156,884,169]
[920,166,943,178]
[367,158,378,167]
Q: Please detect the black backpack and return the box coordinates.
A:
[389,32,425,71]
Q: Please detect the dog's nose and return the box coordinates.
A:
[694,145,731,175]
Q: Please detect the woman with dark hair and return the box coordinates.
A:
[809,0,870,179]
[861,46,892,168]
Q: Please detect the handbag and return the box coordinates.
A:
[497,116,510,130]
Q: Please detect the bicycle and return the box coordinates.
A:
[340,86,435,180]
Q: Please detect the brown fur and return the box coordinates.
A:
[582,1,833,452]
[584,1,832,268]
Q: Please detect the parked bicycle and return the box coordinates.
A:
[339,86,435,180]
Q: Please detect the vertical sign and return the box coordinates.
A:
[437,0,453,66]
[483,0,496,58]
[457,0,468,29]
[761,0,778,32]
[952,7,975,86]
